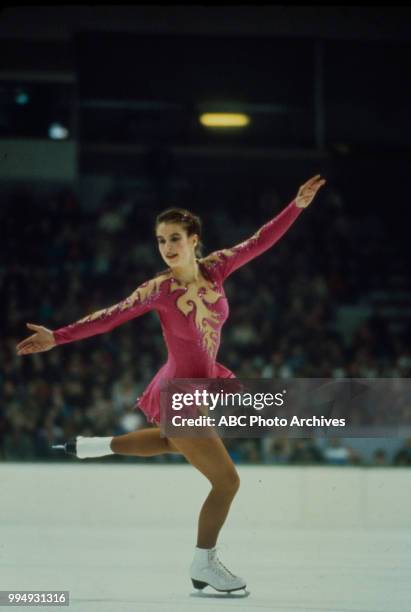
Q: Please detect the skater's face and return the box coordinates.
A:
[156,222,198,268]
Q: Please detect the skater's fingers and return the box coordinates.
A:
[308,174,324,186]
[296,177,326,205]
[17,345,34,355]
[17,343,48,355]
[26,323,42,331]
[301,179,322,193]
[16,334,37,349]
[313,178,326,191]
[301,174,321,189]
[301,176,326,193]
[22,336,54,353]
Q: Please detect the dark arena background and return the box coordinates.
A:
[1,6,411,611]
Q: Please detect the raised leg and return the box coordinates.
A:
[110,427,180,457]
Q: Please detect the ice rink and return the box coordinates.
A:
[1,462,411,612]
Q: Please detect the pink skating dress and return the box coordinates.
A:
[53,200,303,425]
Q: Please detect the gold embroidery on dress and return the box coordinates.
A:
[201,250,233,267]
[231,226,263,252]
[76,275,166,325]
[169,276,222,356]
[201,227,263,269]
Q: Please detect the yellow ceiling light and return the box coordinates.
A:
[199,113,250,128]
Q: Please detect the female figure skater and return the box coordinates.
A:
[16,174,326,594]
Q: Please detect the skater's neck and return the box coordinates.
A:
[170,260,201,286]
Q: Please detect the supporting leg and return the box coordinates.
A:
[168,432,245,592]
[168,434,240,548]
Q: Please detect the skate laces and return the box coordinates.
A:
[210,549,236,579]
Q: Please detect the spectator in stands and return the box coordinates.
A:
[393,438,411,466]
[289,438,324,464]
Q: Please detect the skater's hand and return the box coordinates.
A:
[295,174,326,208]
[16,323,56,356]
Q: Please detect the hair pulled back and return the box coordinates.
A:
[155,207,203,258]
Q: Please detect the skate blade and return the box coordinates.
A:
[190,588,250,599]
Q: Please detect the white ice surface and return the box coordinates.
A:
[1,463,410,612]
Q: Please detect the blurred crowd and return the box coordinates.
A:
[1,181,410,464]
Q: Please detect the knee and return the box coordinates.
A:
[216,470,240,497]
[231,471,241,494]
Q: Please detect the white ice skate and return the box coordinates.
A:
[190,547,248,596]
[51,436,114,459]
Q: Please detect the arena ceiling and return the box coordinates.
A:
[0,6,410,42]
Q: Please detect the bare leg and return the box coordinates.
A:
[169,433,240,548]
[110,427,180,457]
[111,426,240,548]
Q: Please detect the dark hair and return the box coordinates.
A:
[155,207,203,258]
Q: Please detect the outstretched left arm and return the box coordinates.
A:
[204,175,326,281]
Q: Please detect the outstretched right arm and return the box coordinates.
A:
[16,277,164,355]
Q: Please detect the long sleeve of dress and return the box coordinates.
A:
[204,199,303,281]
[53,277,164,346]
